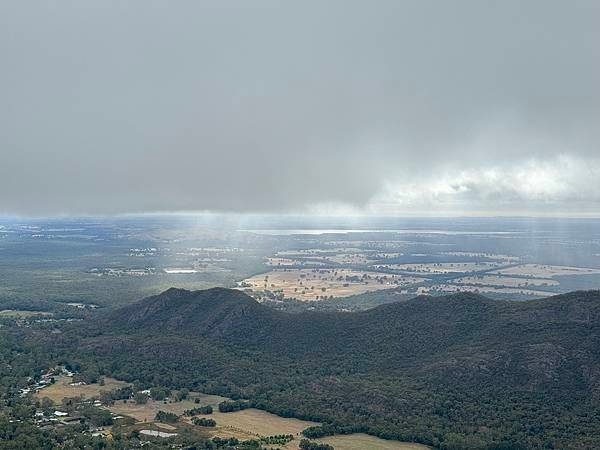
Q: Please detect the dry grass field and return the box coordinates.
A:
[491,264,600,278]
[211,409,317,436]
[111,398,317,448]
[108,393,228,422]
[315,433,431,450]
[454,275,559,288]
[35,376,129,404]
[375,262,503,274]
[190,408,318,443]
[192,410,428,450]
[242,268,423,301]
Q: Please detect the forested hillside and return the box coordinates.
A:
[54,288,600,449]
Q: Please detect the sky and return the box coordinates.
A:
[1,1,599,217]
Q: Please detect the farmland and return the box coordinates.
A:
[108,395,427,449]
[491,264,600,277]
[315,434,431,450]
[241,268,424,301]
[184,409,318,443]
[453,275,559,288]
[107,394,227,422]
[374,262,504,274]
[35,375,129,404]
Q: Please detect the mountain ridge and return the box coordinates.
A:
[72,287,600,448]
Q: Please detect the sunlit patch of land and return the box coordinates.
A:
[109,394,317,447]
[454,275,559,288]
[315,433,431,450]
[491,264,600,277]
[120,399,426,450]
[241,268,424,301]
[35,376,129,404]
[186,409,319,443]
[108,393,228,422]
[374,262,503,274]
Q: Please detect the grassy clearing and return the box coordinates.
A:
[110,397,318,448]
[108,394,228,422]
[35,376,129,404]
[315,433,431,450]
[200,408,318,440]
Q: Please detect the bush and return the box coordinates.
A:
[155,410,178,423]
[192,417,216,427]
[299,439,334,450]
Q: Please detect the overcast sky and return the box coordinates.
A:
[1,1,598,217]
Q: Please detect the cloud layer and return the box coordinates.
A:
[1,1,598,216]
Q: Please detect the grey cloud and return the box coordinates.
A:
[0,1,598,215]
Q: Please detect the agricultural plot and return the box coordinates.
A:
[315,433,431,450]
[491,264,600,278]
[267,255,371,267]
[374,262,503,274]
[50,380,426,450]
[108,393,228,422]
[35,376,129,404]
[191,411,430,449]
[454,275,559,288]
[325,253,372,265]
[267,257,303,266]
[274,248,376,265]
[186,408,318,443]
[241,269,424,301]
[266,257,326,267]
[109,395,317,448]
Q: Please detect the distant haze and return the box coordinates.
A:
[1,1,598,216]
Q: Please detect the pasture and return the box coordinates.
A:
[242,268,423,301]
[315,433,431,450]
[108,393,228,422]
[202,408,317,439]
[35,376,129,404]
[454,275,559,288]
[492,264,600,278]
[375,262,503,274]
